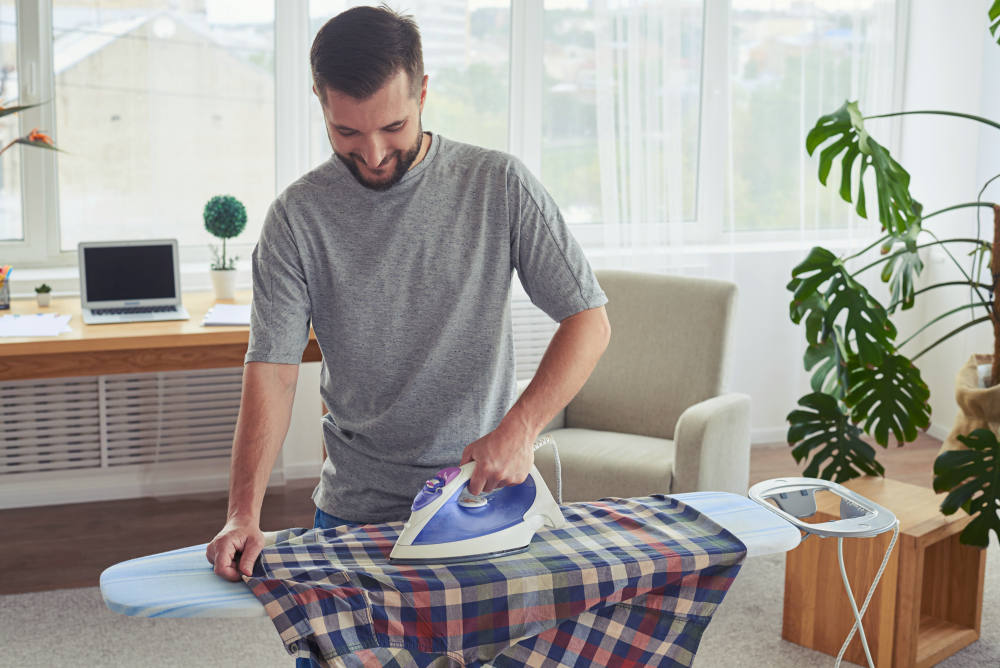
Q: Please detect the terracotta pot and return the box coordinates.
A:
[941,353,998,454]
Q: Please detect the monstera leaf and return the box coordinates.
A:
[790,290,830,346]
[787,392,885,482]
[788,246,840,322]
[934,429,1000,547]
[789,246,896,364]
[806,101,920,236]
[804,329,849,398]
[881,234,924,313]
[823,271,897,364]
[844,355,931,447]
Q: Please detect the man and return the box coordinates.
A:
[207,5,610,583]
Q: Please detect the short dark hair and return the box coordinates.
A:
[310,5,424,101]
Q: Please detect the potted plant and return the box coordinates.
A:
[785,3,1000,547]
[203,194,247,300]
[34,283,52,307]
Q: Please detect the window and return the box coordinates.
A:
[542,1,703,232]
[727,0,899,233]
[0,0,20,242]
[53,0,274,252]
[0,1,902,270]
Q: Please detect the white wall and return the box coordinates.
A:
[898,0,997,439]
[280,361,324,481]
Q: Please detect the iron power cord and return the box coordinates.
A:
[532,434,562,504]
[833,521,901,668]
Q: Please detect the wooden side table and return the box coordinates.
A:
[782,477,986,668]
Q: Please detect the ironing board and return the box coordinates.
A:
[100,491,801,619]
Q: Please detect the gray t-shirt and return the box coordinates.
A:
[246,134,607,522]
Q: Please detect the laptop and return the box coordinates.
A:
[79,239,191,325]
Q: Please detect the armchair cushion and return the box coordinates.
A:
[565,271,737,440]
[533,428,675,502]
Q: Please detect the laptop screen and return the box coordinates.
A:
[82,243,177,302]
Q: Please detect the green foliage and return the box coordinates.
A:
[787,392,885,482]
[791,68,1000,548]
[788,246,897,364]
[203,195,247,271]
[843,355,930,446]
[881,235,924,313]
[804,333,848,398]
[785,9,1000,547]
[34,283,51,293]
[203,195,247,240]
[991,1,1000,44]
[806,101,922,236]
[934,429,1000,547]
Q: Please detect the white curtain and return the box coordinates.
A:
[593,0,688,250]
[575,0,902,441]
[590,0,698,271]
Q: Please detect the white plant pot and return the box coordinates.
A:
[36,293,51,307]
[210,269,237,300]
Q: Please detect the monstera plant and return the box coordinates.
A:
[786,2,1000,547]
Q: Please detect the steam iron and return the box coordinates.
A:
[389,460,566,565]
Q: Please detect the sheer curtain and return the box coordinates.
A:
[592,0,697,255]
[534,0,903,441]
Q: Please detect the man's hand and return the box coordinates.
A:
[460,421,535,496]
[206,518,266,581]
[460,306,609,497]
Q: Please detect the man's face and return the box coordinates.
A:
[318,70,428,191]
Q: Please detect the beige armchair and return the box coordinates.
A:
[528,270,751,501]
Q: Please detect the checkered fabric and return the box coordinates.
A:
[246,495,746,667]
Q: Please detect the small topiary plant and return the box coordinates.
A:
[203,194,247,270]
[34,283,51,294]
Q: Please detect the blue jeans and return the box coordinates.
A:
[313,507,358,530]
[294,508,359,667]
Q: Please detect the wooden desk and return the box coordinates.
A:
[0,292,321,381]
[782,477,986,668]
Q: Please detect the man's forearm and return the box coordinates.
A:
[504,305,611,440]
[226,361,300,524]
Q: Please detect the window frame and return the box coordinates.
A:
[1,0,910,273]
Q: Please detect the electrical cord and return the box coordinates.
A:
[833,521,900,668]
[532,434,562,504]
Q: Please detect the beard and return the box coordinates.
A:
[335,121,424,191]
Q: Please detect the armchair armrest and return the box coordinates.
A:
[671,393,751,495]
[516,378,566,433]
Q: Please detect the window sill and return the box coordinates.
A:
[2,261,252,300]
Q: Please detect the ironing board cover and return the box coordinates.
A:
[246,495,747,667]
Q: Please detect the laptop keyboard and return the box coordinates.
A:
[92,306,178,315]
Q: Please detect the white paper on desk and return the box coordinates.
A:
[202,303,251,326]
[0,313,72,337]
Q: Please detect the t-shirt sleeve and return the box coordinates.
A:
[245,199,311,365]
[508,162,607,322]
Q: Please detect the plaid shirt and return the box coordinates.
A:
[246,495,746,667]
